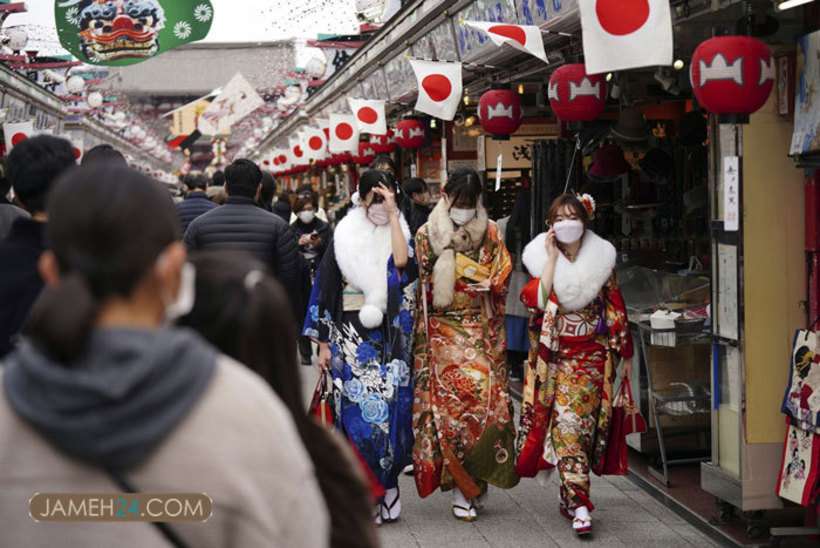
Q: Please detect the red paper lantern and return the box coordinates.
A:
[690,36,773,116]
[395,119,426,149]
[547,64,606,122]
[370,129,396,154]
[353,142,376,165]
[478,87,523,138]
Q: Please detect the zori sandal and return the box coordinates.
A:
[573,516,592,536]
[451,503,477,522]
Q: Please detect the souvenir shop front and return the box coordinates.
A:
[0,63,66,148]
[254,0,819,542]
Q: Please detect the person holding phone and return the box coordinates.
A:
[516,193,633,537]
[303,170,417,526]
[412,166,519,522]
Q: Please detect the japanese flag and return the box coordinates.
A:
[329,113,359,153]
[409,59,463,121]
[3,121,33,152]
[579,0,673,75]
[301,126,328,160]
[347,98,387,135]
[71,139,84,163]
[461,21,548,64]
[290,136,308,166]
[276,149,292,171]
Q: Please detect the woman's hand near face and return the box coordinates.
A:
[545,227,559,264]
[372,183,398,216]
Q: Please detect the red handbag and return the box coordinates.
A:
[308,371,334,428]
[601,382,630,475]
[621,381,648,435]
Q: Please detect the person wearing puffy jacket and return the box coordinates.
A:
[176,171,217,234]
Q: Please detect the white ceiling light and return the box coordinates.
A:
[776,0,813,10]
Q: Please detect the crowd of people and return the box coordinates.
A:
[0,135,633,545]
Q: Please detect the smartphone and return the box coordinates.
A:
[468,282,490,292]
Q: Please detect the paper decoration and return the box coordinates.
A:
[548,64,606,122]
[776,420,820,506]
[329,113,360,153]
[3,121,34,152]
[579,0,673,74]
[395,119,426,149]
[198,73,264,135]
[347,98,387,135]
[478,87,523,137]
[408,59,463,121]
[301,126,328,160]
[290,136,308,167]
[461,20,548,64]
[55,0,214,67]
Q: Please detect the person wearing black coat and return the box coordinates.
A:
[401,177,431,236]
[176,171,218,234]
[183,159,307,320]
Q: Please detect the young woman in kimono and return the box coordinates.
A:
[413,167,520,522]
[304,170,417,525]
[516,193,633,536]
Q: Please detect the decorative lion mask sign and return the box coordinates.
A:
[55,0,214,66]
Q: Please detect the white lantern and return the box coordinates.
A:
[305,55,328,79]
[5,28,28,51]
[66,75,85,94]
[112,111,126,122]
[87,92,104,108]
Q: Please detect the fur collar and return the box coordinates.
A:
[521,230,616,312]
[333,207,410,328]
[427,199,489,309]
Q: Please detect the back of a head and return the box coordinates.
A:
[184,171,208,191]
[81,144,127,168]
[259,172,276,203]
[224,159,262,199]
[27,165,179,361]
[211,170,225,187]
[445,166,482,207]
[6,135,76,215]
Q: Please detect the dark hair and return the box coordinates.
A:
[178,253,378,547]
[294,190,318,212]
[369,154,395,174]
[211,170,225,187]
[224,159,262,198]
[183,171,208,190]
[81,144,127,168]
[26,165,179,361]
[547,193,589,228]
[6,135,76,214]
[358,169,395,203]
[259,171,276,206]
[403,177,428,196]
[444,166,482,208]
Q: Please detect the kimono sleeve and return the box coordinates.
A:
[488,224,512,297]
[302,245,341,343]
[603,273,634,359]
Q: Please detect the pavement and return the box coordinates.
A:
[299,359,722,548]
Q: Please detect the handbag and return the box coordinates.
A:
[601,382,630,475]
[309,370,334,428]
[620,380,648,435]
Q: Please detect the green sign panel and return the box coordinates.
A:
[55,1,214,66]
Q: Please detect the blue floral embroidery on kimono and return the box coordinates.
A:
[304,242,417,490]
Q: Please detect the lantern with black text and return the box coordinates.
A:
[353,142,376,165]
[395,119,426,149]
[547,64,606,122]
[370,129,397,154]
[690,36,773,117]
[478,86,523,139]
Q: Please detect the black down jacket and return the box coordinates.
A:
[176,191,218,234]
[183,196,308,319]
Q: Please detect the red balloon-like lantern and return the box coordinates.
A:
[353,142,376,165]
[395,119,426,149]
[690,36,773,117]
[548,64,606,122]
[478,86,523,139]
[370,129,396,154]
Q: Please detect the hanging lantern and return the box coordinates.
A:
[87,92,104,109]
[547,64,606,122]
[690,36,774,117]
[395,119,426,149]
[370,129,396,154]
[478,86,523,139]
[66,75,85,94]
[353,142,376,165]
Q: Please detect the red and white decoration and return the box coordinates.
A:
[3,121,34,153]
[370,129,397,154]
[579,0,673,74]
[301,126,328,160]
[347,98,387,135]
[690,36,774,116]
[548,64,607,122]
[71,139,85,163]
[395,119,427,149]
[329,113,360,153]
[353,142,377,165]
[461,21,548,64]
[478,87,524,138]
[408,59,463,121]
[290,137,309,167]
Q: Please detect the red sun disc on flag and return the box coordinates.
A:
[263,160,270,165]
[488,25,527,47]
[73,148,82,159]
[336,123,353,140]
[294,146,303,157]
[11,133,28,146]
[309,136,324,150]
[357,107,378,124]
[422,74,453,102]
[278,155,287,163]
[595,0,650,36]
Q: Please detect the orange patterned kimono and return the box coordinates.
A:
[412,218,520,500]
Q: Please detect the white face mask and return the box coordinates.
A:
[161,262,197,323]
[366,203,391,226]
[450,208,476,226]
[552,220,585,244]
[297,210,315,224]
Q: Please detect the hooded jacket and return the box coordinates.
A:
[0,327,329,547]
